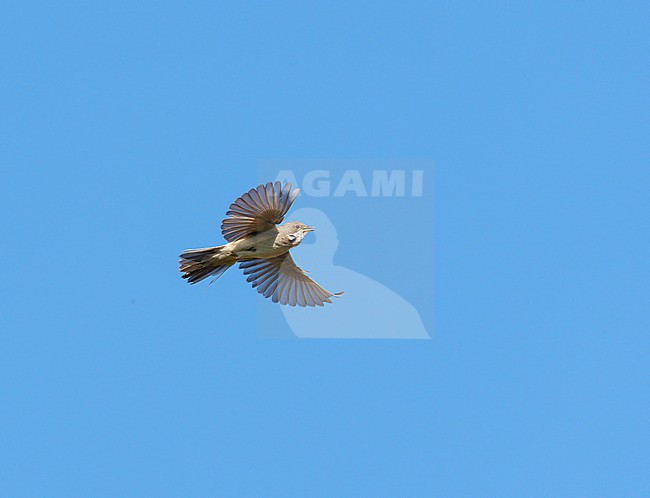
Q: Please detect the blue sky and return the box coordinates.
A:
[1,1,649,496]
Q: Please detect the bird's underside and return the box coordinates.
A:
[179,181,342,307]
[227,228,289,261]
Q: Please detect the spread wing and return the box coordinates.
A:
[240,253,343,307]
[221,181,299,242]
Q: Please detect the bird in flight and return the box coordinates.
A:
[179,181,343,307]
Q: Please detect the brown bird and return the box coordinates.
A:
[179,181,343,307]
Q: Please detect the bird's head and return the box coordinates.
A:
[282,221,315,246]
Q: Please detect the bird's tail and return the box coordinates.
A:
[179,245,234,284]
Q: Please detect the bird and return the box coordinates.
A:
[179,181,343,307]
